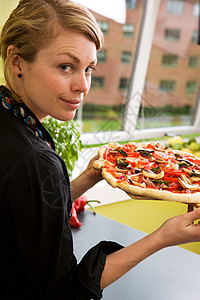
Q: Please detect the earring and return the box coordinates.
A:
[17,74,22,78]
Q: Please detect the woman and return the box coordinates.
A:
[0,0,200,299]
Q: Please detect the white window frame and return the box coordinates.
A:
[80,0,200,145]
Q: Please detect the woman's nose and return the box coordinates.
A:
[71,72,90,94]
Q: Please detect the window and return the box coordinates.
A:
[193,3,199,17]
[123,24,135,37]
[192,30,198,43]
[162,54,178,67]
[189,56,199,68]
[119,78,130,90]
[78,1,145,136]
[166,1,184,15]
[159,80,176,92]
[97,21,109,34]
[126,0,137,9]
[91,77,104,89]
[121,51,132,64]
[138,0,200,132]
[97,50,107,63]
[186,81,196,94]
[74,0,200,143]
[165,29,180,41]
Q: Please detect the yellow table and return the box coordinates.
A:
[93,199,200,255]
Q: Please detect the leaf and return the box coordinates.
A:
[42,117,82,177]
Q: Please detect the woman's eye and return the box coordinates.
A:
[85,66,96,75]
[59,64,73,72]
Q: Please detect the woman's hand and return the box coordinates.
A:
[155,207,200,248]
[84,154,103,184]
[70,155,103,201]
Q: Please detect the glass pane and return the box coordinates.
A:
[75,0,144,133]
[137,0,200,130]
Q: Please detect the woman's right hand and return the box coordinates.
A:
[155,207,200,248]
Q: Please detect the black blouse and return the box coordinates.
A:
[0,86,123,299]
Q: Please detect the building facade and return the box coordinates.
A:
[84,0,200,112]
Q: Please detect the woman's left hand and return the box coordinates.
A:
[84,154,103,184]
[70,154,103,201]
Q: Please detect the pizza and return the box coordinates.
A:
[92,142,200,205]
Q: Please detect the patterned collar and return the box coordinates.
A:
[0,85,55,150]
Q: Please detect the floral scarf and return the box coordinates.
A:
[0,85,54,149]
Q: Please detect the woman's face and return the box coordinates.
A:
[18,29,97,121]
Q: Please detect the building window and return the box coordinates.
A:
[186,81,196,94]
[159,80,176,92]
[192,30,198,43]
[97,50,107,63]
[162,54,178,67]
[123,24,135,38]
[119,78,130,90]
[97,21,109,35]
[189,56,199,68]
[166,1,184,15]
[126,0,137,9]
[165,29,180,41]
[193,3,199,17]
[121,51,132,64]
[91,77,105,89]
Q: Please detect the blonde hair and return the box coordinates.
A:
[0,0,103,100]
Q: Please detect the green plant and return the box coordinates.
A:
[42,117,82,177]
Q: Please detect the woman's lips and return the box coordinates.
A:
[60,98,81,109]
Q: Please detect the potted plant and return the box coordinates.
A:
[42,117,82,177]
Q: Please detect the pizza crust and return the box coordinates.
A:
[119,180,200,203]
[93,143,200,205]
[102,168,200,203]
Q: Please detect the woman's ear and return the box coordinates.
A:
[7,45,23,77]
